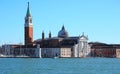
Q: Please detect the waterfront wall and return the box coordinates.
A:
[0,45,41,58]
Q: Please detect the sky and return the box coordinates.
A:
[0,0,120,45]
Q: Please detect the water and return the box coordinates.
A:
[0,58,120,74]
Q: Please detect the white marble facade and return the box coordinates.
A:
[73,34,90,57]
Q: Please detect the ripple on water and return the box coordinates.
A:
[0,58,120,74]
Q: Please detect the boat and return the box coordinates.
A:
[53,56,59,59]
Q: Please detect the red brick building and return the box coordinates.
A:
[89,42,120,58]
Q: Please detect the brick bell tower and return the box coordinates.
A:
[24,2,33,45]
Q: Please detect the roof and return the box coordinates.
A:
[89,42,120,48]
[34,36,79,42]
[26,2,31,17]
[89,42,107,45]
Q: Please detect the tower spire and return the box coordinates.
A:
[26,2,31,17]
[62,25,65,30]
[24,2,33,45]
[49,31,52,38]
[42,31,45,40]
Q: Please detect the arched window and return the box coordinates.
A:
[30,19,32,23]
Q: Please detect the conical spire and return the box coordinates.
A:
[26,2,31,17]
[62,25,65,30]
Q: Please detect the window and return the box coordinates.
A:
[30,19,32,23]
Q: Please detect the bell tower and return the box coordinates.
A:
[24,2,33,45]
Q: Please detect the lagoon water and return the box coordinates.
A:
[0,58,120,74]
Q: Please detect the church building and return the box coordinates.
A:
[0,2,90,58]
[23,2,90,58]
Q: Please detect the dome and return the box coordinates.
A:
[58,26,69,38]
